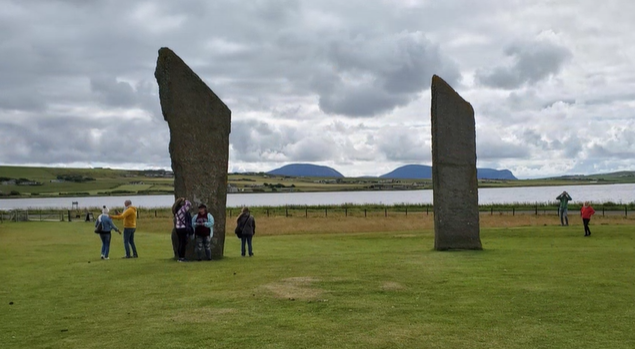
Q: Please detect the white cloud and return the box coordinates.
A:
[0,0,634,179]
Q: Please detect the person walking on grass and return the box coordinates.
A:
[236,207,256,257]
[96,206,120,260]
[556,191,572,226]
[174,199,192,262]
[581,202,596,237]
[192,203,214,261]
[110,200,138,258]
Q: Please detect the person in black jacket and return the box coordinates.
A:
[236,207,256,257]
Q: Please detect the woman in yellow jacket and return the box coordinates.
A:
[110,200,138,258]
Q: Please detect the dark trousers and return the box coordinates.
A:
[241,235,253,256]
[176,228,189,259]
[583,218,591,236]
[123,228,138,257]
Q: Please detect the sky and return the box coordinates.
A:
[1,0,634,179]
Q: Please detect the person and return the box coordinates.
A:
[171,198,185,259]
[192,203,214,261]
[556,191,572,226]
[581,202,596,237]
[109,200,138,258]
[236,207,256,257]
[95,206,120,260]
[174,199,192,262]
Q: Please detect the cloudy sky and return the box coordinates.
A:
[1,0,634,178]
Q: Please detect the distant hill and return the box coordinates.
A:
[380,165,517,180]
[267,164,344,178]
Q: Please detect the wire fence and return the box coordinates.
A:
[1,204,633,223]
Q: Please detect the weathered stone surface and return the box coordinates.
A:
[431,75,482,250]
[155,47,231,259]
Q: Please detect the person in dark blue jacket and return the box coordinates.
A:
[96,206,121,260]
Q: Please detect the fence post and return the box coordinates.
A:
[155,210,157,218]
[426,207,429,216]
[602,206,605,217]
[305,207,308,218]
[345,207,348,217]
[491,207,493,216]
[625,206,628,217]
[535,205,538,216]
[68,210,71,222]
[267,209,269,217]
[137,209,139,219]
[384,208,387,217]
[40,209,42,221]
[364,209,367,218]
[285,207,288,217]
[325,208,328,218]
[405,208,408,216]
[512,207,515,216]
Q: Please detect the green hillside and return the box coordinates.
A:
[1,165,635,198]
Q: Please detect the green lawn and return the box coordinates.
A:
[1,222,634,348]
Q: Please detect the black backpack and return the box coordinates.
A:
[94,221,104,234]
[184,211,194,235]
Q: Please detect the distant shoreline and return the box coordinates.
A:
[0,180,624,200]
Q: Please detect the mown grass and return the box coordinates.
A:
[1,219,635,349]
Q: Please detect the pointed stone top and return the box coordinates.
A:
[431,75,470,107]
[154,47,229,115]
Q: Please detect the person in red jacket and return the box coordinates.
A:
[580,202,595,237]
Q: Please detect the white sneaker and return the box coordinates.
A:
[100,255,104,259]
[104,257,109,260]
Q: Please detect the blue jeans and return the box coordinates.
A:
[241,235,253,256]
[196,235,212,260]
[123,228,138,257]
[100,233,111,258]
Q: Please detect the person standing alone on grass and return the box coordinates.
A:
[110,200,138,258]
[96,206,120,260]
[581,202,596,237]
[174,199,192,262]
[556,191,572,226]
[192,203,214,261]
[236,207,256,257]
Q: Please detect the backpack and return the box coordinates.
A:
[184,211,194,235]
[94,221,104,234]
[234,215,249,238]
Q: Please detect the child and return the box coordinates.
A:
[580,202,595,237]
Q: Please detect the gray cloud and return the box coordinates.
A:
[475,38,572,89]
[315,32,460,116]
[1,0,634,178]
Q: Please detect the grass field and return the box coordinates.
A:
[1,216,635,348]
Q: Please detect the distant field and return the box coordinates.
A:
[1,165,634,198]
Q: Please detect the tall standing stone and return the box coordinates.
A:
[155,47,231,259]
[431,75,482,250]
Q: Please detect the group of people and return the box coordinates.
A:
[94,200,138,259]
[171,198,257,262]
[94,197,257,261]
[172,198,215,262]
[556,191,596,237]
